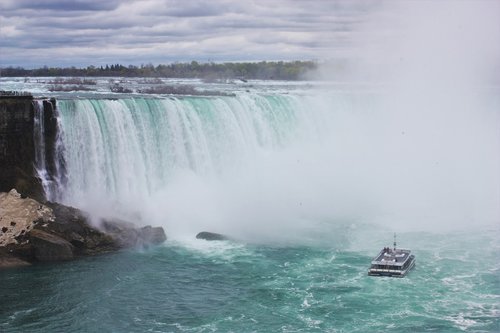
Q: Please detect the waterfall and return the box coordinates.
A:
[33,100,53,199]
[33,101,47,184]
[33,100,65,201]
[47,88,499,238]
[54,94,331,210]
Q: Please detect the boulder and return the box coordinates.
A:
[139,226,167,245]
[100,219,141,247]
[0,248,31,268]
[29,229,74,261]
[196,231,230,241]
[1,190,168,268]
[43,202,119,255]
[101,219,167,248]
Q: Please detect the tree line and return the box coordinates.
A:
[1,61,317,81]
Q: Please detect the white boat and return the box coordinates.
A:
[368,234,415,277]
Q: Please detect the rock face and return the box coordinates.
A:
[0,190,167,269]
[196,231,230,241]
[0,248,31,268]
[29,229,74,261]
[0,189,54,247]
[0,96,58,201]
[42,202,118,256]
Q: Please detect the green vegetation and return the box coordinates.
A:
[1,61,317,80]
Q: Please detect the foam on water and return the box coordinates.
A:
[167,238,254,262]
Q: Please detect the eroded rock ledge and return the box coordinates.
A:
[0,189,166,269]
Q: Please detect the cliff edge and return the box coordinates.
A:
[0,95,52,201]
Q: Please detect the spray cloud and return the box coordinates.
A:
[55,1,500,243]
[311,0,500,231]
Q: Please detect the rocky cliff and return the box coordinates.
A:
[0,95,58,201]
[0,189,167,268]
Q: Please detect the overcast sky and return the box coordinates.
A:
[0,0,382,67]
[1,1,498,69]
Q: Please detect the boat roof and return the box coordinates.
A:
[371,248,412,266]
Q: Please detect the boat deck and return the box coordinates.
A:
[369,247,415,277]
[368,234,415,277]
[372,249,411,266]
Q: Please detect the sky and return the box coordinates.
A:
[0,0,380,68]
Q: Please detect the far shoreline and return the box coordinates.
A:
[0,60,318,81]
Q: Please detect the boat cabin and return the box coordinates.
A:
[368,234,415,277]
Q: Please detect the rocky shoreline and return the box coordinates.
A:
[0,189,166,269]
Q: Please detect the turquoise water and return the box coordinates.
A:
[1,227,498,332]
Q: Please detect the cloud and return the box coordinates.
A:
[0,0,122,12]
[0,0,377,67]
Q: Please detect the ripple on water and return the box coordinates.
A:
[1,228,499,332]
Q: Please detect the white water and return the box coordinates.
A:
[33,100,65,201]
[48,86,499,242]
[33,101,49,193]
[55,93,339,239]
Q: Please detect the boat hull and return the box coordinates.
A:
[368,257,416,277]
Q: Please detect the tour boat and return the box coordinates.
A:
[368,234,415,277]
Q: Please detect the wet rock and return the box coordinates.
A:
[0,248,31,268]
[196,231,230,241]
[101,219,167,248]
[43,202,119,256]
[101,219,141,247]
[139,226,167,245]
[29,229,74,261]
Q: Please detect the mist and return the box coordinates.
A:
[142,1,500,241]
[306,0,500,232]
[53,2,499,244]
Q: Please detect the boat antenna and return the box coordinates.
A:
[393,233,397,251]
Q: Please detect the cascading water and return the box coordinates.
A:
[33,100,66,201]
[46,86,498,240]
[33,100,49,191]
[33,100,65,202]
[52,93,341,237]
